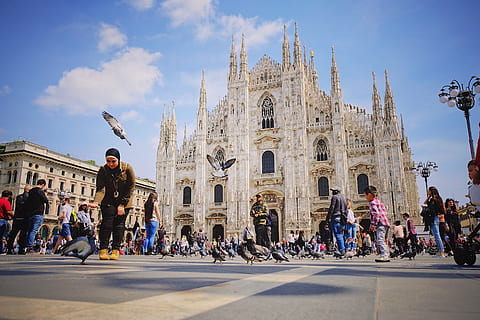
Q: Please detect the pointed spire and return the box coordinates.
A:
[182,123,187,146]
[282,24,291,71]
[384,70,396,121]
[372,72,383,122]
[240,33,248,78]
[310,50,318,87]
[400,114,406,140]
[330,46,341,95]
[228,35,237,82]
[293,22,302,67]
[199,70,207,110]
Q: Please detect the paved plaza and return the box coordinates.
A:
[0,253,478,320]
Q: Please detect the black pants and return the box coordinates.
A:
[254,224,267,247]
[7,218,29,252]
[99,206,129,250]
[404,233,418,252]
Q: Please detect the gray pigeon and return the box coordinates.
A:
[237,244,255,265]
[311,251,325,260]
[212,247,226,264]
[59,237,94,265]
[102,111,132,146]
[272,250,289,263]
[206,154,236,178]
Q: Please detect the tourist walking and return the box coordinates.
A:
[327,186,347,255]
[402,213,417,252]
[90,148,136,260]
[444,198,461,253]
[424,186,446,257]
[143,192,160,255]
[24,179,49,252]
[0,190,14,254]
[364,185,391,262]
[6,185,30,254]
[53,197,74,253]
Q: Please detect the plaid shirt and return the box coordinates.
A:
[369,197,390,227]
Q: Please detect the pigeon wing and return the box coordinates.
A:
[207,154,221,170]
[222,158,236,170]
[102,111,122,129]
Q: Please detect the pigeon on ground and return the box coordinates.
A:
[272,250,289,263]
[254,245,272,261]
[212,247,226,264]
[158,247,174,259]
[206,154,236,178]
[237,244,255,265]
[311,251,325,260]
[102,111,132,146]
[400,249,416,260]
[344,251,354,260]
[59,236,94,265]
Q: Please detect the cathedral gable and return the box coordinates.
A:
[250,55,281,90]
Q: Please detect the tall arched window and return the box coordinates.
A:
[262,151,275,174]
[315,139,328,161]
[183,186,192,205]
[261,96,274,129]
[26,171,32,184]
[214,184,223,203]
[318,177,329,196]
[32,173,38,186]
[13,170,17,183]
[357,174,369,195]
[7,171,12,184]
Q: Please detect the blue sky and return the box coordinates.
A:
[0,0,479,205]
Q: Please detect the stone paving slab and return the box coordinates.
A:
[0,254,478,320]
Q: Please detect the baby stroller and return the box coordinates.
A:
[453,217,480,266]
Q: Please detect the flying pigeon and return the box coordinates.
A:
[271,250,289,263]
[59,236,94,265]
[206,154,236,178]
[102,111,132,146]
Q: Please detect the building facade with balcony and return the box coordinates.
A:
[0,140,155,240]
[156,25,420,242]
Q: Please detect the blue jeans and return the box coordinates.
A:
[331,217,345,253]
[430,215,444,251]
[344,223,357,250]
[143,220,159,252]
[0,219,9,253]
[27,215,44,247]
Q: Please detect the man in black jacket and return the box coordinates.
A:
[6,185,31,254]
[25,180,49,252]
[326,186,347,255]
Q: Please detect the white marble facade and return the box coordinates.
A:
[156,25,419,242]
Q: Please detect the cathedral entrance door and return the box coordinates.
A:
[269,209,279,243]
[213,224,224,241]
[181,225,192,238]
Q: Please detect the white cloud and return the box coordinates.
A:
[161,0,283,47]
[98,23,128,52]
[36,47,162,115]
[162,0,213,27]
[218,15,284,48]
[120,110,140,121]
[125,0,156,11]
[0,85,12,96]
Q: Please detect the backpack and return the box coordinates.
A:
[69,209,78,225]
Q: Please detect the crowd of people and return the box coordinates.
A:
[1,146,478,263]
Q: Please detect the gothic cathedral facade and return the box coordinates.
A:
[156,24,420,241]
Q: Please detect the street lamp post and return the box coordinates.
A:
[439,76,480,159]
[412,161,439,195]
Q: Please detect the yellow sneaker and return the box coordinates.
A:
[99,249,109,260]
[110,249,119,260]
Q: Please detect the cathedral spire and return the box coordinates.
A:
[199,70,207,110]
[228,35,237,82]
[330,46,342,96]
[182,122,187,146]
[282,24,291,71]
[293,22,302,67]
[239,33,248,79]
[372,72,383,123]
[384,70,397,121]
[310,50,318,87]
